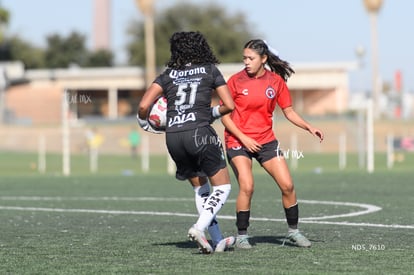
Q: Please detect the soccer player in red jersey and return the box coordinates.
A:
[221,39,324,248]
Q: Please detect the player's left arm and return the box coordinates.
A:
[214,84,235,117]
[282,106,324,142]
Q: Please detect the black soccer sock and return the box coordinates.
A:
[284,203,299,230]
[236,210,250,235]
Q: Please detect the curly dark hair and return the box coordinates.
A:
[244,39,294,82]
[166,31,220,70]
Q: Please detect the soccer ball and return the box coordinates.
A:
[148,96,167,131]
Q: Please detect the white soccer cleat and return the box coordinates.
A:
[286,231,311,248]
[214,236,236,252]
[188,226,213,254]
[235,234,252,249]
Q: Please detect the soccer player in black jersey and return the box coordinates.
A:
[137,31,235,253]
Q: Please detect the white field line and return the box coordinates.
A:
[0,196,412,229]
[298,200,382,220]
[0,196,381,220]
[0,196,198,202]
[0,206,413,229]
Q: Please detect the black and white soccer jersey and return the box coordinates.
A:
[153,63,226,133]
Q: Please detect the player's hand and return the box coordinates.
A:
[309,127,324,142]
[240,136,262,153]
[136,115,163,134]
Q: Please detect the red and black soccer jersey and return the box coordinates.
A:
[154,63,226,133]
[224,69,292,148]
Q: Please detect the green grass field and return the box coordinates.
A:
[0,152,413,274]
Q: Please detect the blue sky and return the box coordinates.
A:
[2,0,413,93]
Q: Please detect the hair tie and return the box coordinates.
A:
[263,40,279,56]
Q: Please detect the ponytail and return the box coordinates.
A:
[244,39,294,82]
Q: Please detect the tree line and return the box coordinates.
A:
[0,2,256,69]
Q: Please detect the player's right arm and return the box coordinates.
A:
[138,83,163,120]
[220,77,261,153]
[221,113,262,153]
[137,83,163,134]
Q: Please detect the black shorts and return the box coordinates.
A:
[226,140,284,165]
[166,125,227,180]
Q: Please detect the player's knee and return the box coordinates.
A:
[239,182,254,196]
[280,183,294,196]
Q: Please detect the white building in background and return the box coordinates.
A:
[4,62,356,125]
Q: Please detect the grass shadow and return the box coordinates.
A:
[154,234,323,250]
[250,235,324,247]
[250,235,296,247]
[154,240,194,249]
[153,240,236,254]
